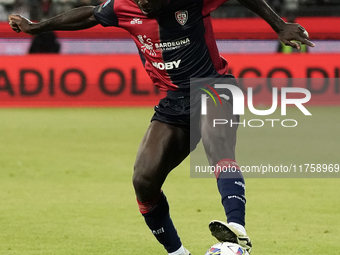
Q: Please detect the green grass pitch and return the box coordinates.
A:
[0,107,339,255]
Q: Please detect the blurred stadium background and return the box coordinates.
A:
[0,0,339,255]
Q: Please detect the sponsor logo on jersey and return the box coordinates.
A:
[152,60,181,70]
[131,18,142,24]
[137,35,156,56]
[175,10,188,26]
[155,38,190,51]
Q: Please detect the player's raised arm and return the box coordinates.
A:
[8,6,99,35]
[236,0,315,49]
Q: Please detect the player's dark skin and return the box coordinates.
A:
[133,100,237,202]
[8,0,314,203]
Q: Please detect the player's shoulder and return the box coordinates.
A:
[117,0,156,20]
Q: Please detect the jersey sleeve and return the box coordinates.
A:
[93,0,119,27]
[202,0,228,17]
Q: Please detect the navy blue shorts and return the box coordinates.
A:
[151,90,202,151]
[151,90,193,131]
[151,76,238,150]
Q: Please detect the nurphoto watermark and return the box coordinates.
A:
[189,78,339,178]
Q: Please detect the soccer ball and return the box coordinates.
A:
[205,242,249,255]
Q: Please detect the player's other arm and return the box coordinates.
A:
[8,6,99,35]
[236,0,315,49]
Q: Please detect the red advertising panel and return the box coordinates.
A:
[0,54,339,107]
[0,55,164,107]
[226,54,340,106]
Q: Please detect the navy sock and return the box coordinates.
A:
[138,192,182,253]
[215,159,246,226]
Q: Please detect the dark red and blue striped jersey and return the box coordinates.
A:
[94,0,228,92]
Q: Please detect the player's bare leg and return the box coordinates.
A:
[133,120,191,255]
[201,98,252,253]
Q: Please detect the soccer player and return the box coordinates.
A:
[9,1,314,254]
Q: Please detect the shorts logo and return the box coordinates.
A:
[175,10,188,26]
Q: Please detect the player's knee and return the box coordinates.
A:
[132,171,147,193]
[132,168,158,202]
[202,133,236,165]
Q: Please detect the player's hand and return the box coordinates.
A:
[278,22,315,50]
[8,14,36,35]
